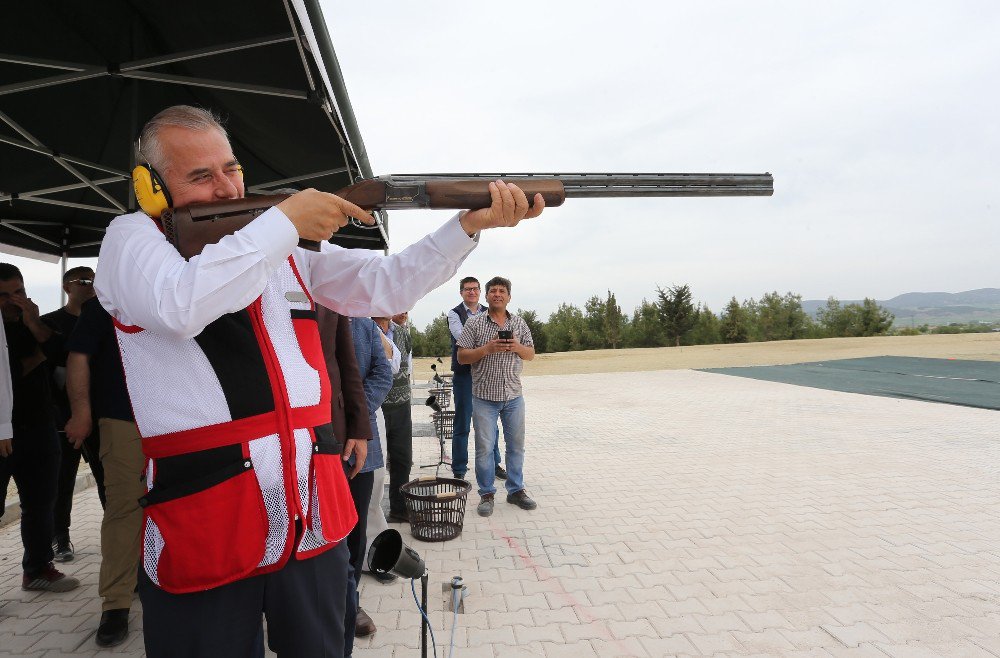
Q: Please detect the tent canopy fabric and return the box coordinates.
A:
[0,0,387,259]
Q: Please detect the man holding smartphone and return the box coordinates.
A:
[447,278,504,481]
[456,276,536,517]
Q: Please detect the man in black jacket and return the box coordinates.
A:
[40,266,106,563]
[0,263,79,592]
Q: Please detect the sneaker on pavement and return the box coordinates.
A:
[95,608,130,647]
[494,465,508,481]
[477,494,495,517]
[506,489,537,511]
[53,540,75,563]
[22,563,80,592]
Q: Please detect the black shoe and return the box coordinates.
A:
[477,494,495,517]
[96,608,129,647]
[506,489,537,510]
[387,510,409,523]
[495,465,508,481]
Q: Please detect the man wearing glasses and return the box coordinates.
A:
[447,277,504,481]
[41,267,107,563]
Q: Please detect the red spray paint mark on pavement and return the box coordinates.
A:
[488,520,637,655]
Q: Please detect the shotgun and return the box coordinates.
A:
[160,172,773,259]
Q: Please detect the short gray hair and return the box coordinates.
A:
[136,105,228,173]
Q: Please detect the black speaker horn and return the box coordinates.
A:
[367,529,425,579]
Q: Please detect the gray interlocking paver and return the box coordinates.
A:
[589,636,650,658]
[540,641,600,658]
[821,622,891,647]
[639,633,700,655]
[685,630,744,654]
[3,369,1000,655]
[731,628,798,653]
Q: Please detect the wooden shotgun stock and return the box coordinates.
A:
[159,172,773,259]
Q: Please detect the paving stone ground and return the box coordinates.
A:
[1,370,998,657]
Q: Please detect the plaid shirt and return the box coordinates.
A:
[456,311,533,402]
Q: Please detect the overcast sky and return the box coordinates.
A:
[6,1,998,329]
[324,0,1000,328]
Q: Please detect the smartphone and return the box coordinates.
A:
[497,330,513,340]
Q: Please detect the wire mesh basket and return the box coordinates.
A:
[428,386,451,410]
[432,410,455,441]
[400,476,472,542]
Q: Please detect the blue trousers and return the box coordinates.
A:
[451,370,499,477]
[473,396,526,497]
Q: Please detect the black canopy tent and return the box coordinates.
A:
[0,0,387,268]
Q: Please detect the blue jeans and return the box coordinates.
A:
[451,371,499,476]
[472,396,525,497]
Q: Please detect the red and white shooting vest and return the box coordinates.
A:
[114,256,356,593]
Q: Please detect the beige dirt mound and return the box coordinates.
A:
[413,332,1000,379]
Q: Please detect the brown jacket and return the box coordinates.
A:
[316,305,372,445]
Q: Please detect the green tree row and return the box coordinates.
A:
[409,287,896,357]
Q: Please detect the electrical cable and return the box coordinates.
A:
[411,578,438,658]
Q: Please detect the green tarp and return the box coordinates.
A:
[702,356,1000,411]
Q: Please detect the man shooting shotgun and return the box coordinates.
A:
[161,172,774,258]
[95,104,545,658]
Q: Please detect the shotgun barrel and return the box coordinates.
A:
[385,173,774,198]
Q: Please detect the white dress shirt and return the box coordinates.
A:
[95,206,478,338]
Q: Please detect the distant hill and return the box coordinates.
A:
[802,288,1000,326]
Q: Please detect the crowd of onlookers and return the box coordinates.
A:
[1,262,140,646]
[0,262,537,651]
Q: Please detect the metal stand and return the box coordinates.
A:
[420,411,454,474]
[419,431,451,471]
[421,572,429,658]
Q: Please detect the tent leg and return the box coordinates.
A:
[60,252,67,306]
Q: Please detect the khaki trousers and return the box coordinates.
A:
[365,409,389,560]
[97,418,144,611]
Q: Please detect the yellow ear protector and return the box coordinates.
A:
[132,163,172,219]
[132,164,244,218]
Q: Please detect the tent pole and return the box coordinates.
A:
[60,228,68,306]
[130,79,138,205]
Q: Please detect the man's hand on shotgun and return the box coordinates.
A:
[459,180,545,236]
[277,189,377,242]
